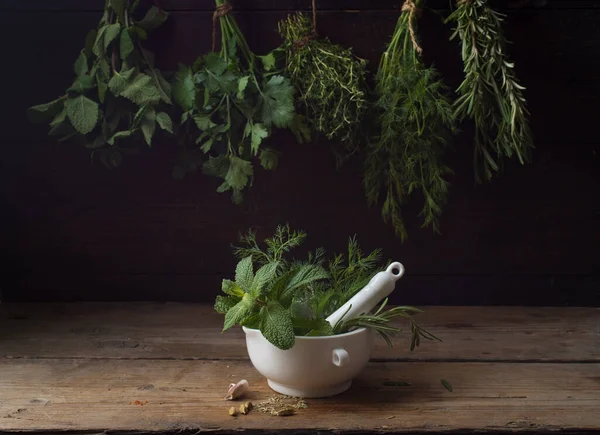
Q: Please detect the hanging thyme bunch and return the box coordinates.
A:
[278,11,368,160]
[447,0,533,182]
[365,0,456,241]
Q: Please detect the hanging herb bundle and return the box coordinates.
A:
[278,6,368,161]
[447,0,533,182]
[171,0,307,203]
[28,0,173,168]
[365,0,457,241]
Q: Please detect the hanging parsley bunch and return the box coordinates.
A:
[447,0,533,182]
[365,0,457,241]
[171,0,308,203]
[28,0,173,169]
[278,12,368,162]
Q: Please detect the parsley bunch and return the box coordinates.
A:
[278,13,368,162]
[215,224,437,351]
[365,0,457,241]
[28,0,173,169]
[171,0,308,203]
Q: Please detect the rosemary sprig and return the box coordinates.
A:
[334,299,441,349]
[365,0,456,241]
[447,0,533,182]
[278,13,368,162]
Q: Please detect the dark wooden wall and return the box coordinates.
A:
[1,0,599,306]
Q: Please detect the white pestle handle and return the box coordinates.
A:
[325,262,405,327]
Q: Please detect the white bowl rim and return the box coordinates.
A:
[242,325,369,340]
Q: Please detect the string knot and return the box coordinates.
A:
[212,2,233,52]
[401,0,423,55]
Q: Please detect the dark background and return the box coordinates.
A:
[0,0,598,306]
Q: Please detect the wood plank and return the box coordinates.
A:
[0,358,598,433]
[2,304,598,362]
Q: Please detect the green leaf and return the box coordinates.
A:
[294,318,334,336]
[97,75,108,102]
[120,28,134,59]
[260,302,295,350]
[131,104,148,129]
[137,6,168,31]
[194,115,216,130]
[259,53,276,71]
[154,70,172,104]
[104,23,121,51]
[237,75,249,99]
[110,0,126,22]
[225,156,253,190]
[172,64,195,111]
[250,123,269,155]
[84,29,98,56]
[204,53,228,76]
[141,106,156,146]
[286,264,329,294]
[290,114,311,144]
[120,73,161,105]
[222,279,245,297]
[99,58,111,78]
[107,129,133,145]
[85,134,107,149]
[259,148,279,170]
[156,112,173,133]
[108,67,136,95]
[67,75,95,95]
[202,155,229,178]
[214,295,240,314]
[74,51,88,76]
[223,294,255,331]
[251,261,279,297]
[65,95,99,135]
[130,25,148,41]
[28,98,64,123]
[235,256,254,292]
[200,138,214,153]
[92,26,107,56]
[441,379,453,392]
[262,75,295,128]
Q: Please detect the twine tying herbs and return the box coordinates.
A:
[212,2,233,52]
[401,0,423,55]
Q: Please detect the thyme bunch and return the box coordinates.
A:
[365,0,457,241]
[447,0,533,182]
[278,12,368,160]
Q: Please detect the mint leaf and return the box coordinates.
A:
[259,148,279,170]
[251,261,279,297]
[259,53,276,71]
[222,279,244,297]
[120,73,161,105]
[260,302,295,350]
[74,51,88,76]
[84,29,97,56]
[156,112,173,133]
[235,256,254,292]
[141,106,156,146]
[137,6,168,31]
[28,98,64,123]
[120,28,134,59]
[214,294,240,314]
[154,70,172,104]
[92,26,107,56]
[110,0,126,23]
[97,75,108,102]
[223,293,256,331]
[131,25,148,41]
[286,264,329,293]
[225,156,253,190]
[262,75,295,128]
[103,23,121,51]
[172,64,195,111]
[250,123,269,155]
[66,95,99,135]
[108,67,136,95]
[107,129,133,145]
[67,75,95,95]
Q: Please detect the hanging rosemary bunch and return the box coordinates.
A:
[447,0,533,182]
[28,0,173,169]
[278,6,368,162]
[365,0,457,241]
[171,0,307,203]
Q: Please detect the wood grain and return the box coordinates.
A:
[1,303,599,362]
[0,358,598,433]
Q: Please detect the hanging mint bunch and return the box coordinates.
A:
[28,0,173,169]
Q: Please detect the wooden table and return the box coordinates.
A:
[0,303,599,434]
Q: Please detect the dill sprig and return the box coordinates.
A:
[278,12,368,160]
[365,0,456,241]
[447,0,533,182]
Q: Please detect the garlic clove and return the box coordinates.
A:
[224,379,249,400]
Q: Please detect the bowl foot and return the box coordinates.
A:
[267,379,352,398]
